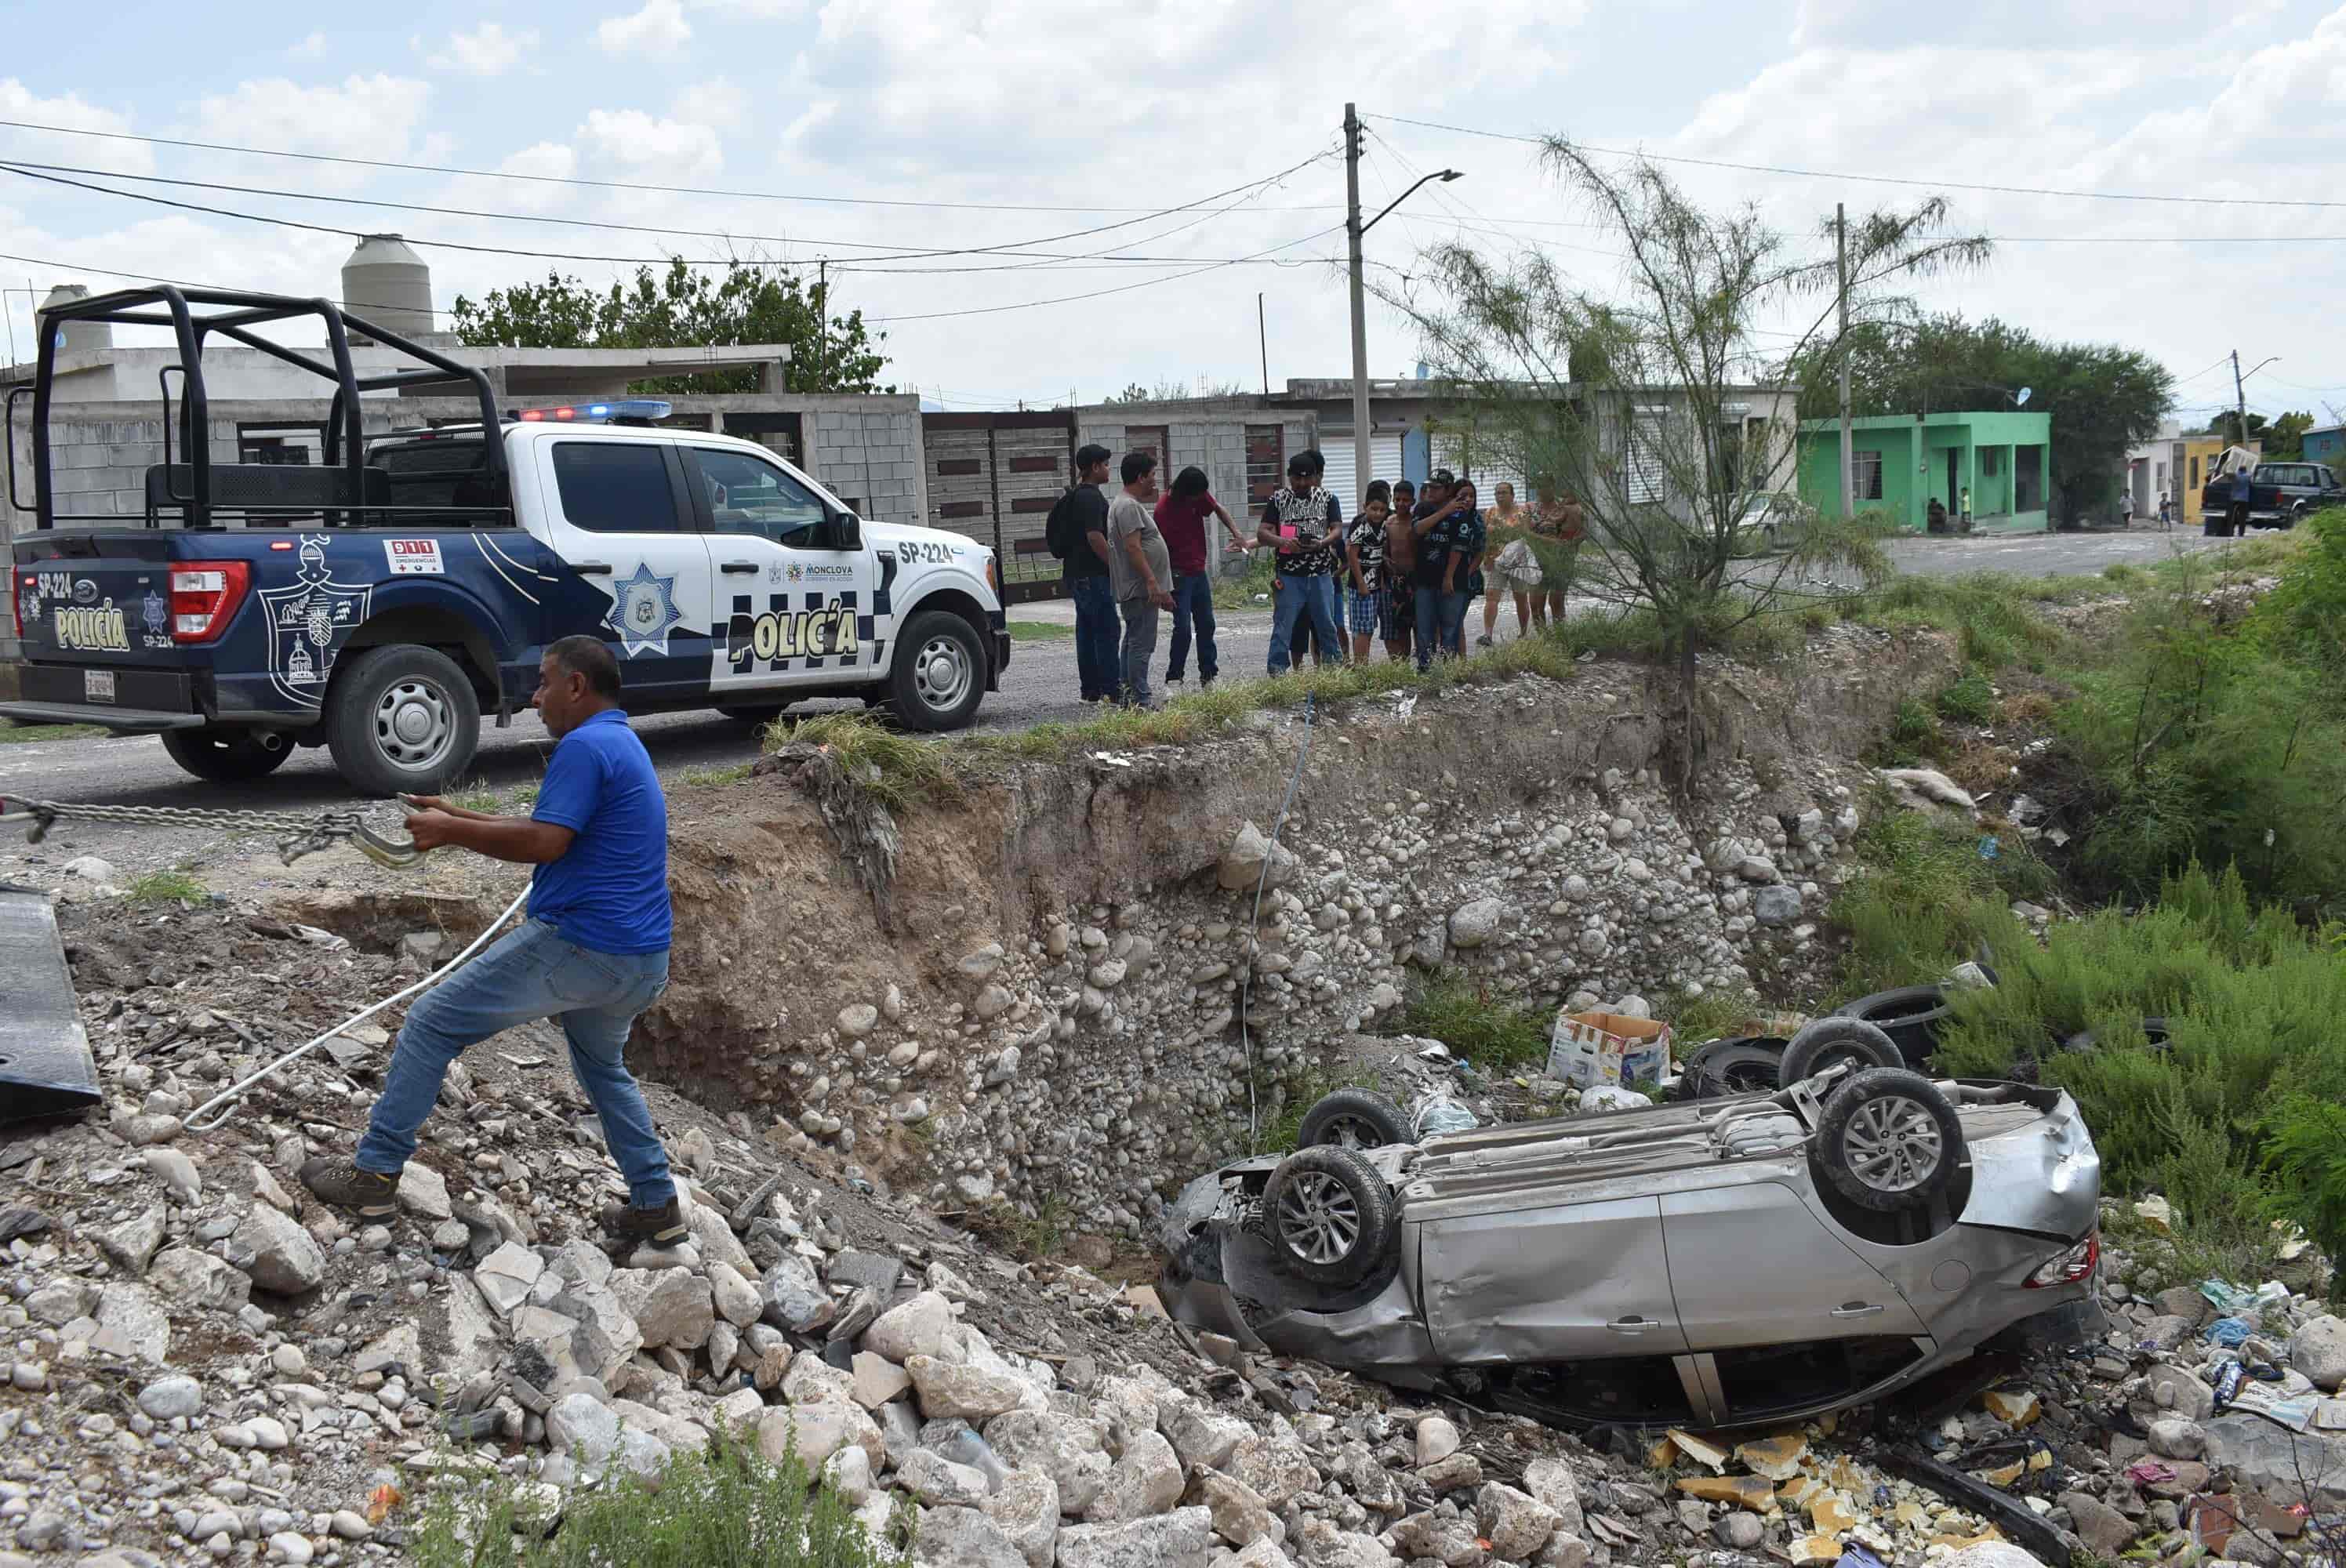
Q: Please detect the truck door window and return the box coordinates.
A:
[552,442,685,533]
[689,448,830,548]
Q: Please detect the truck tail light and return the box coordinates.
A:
[169,561,250,643]
[11,575,27,641]
[2025,1230,2097,1288]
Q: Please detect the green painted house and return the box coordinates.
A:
[1796,411,2051,533]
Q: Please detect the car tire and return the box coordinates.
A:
[1679,1036,1789,1100]
[2061,1016,2170,1053]
[1810,1067,1962,1213]
[887,610,986,732]
[1296,1088,1414,1151]
[715,702,792,724]
[1832,984,1952,1063]
[1778,1016,1904,1087]
[160,727,295,784]
[1263,1145,1396,1291]
[325,644,481,797]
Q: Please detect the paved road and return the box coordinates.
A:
[0,526,2236,871]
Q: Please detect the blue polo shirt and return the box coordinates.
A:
[528,708,671,955]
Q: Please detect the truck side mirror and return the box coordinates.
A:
[828,510,861,552]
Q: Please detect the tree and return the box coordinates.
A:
[2211,408,2312,459]
[451,258,891,394]
[1810,315,2173,526]
[1392,140,1988,780]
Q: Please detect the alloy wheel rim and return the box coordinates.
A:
[1276,1171,1361,1265]
[1842,1094,1943,1192]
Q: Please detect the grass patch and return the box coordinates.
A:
[1872,696,1945,765]
[1211,550,1277,612]
[446,780,502,814]
[1847,572,2086,670]
[1399,971,1550,1073]
[682,762,754,787]
[1655,986,1768,1046]
[1830,804,2053,1003]
[961,1192,1077,1262]
[0,720,105,744]
[1005,619,1074,642]
[125,869,206,906]
[408,1428,906,1568]
[769,713,958,811]
[1934,669,1998,724]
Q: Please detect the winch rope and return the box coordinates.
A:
[1239,691,1316,1148]
[0,795,429,867]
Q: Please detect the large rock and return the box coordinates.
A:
[1084,1428,1182,1523]
[755,1400,882,1471]
[1195,1471,1280,1548]
[1055,1507,1215,1568]
[1477,1482,1561,1560]
[546,1393,622,1467]
[986,1409,1111,1516]
[1227,1432,1320,1510]
[1287,1519,1396,1568]
[559,1282,644,1382]
[231,1203,326,1294]
[1941,1547,2048,1568]
[1447,898,1505,949]
[1752,885,1803,927]
[864,1290,953,1363]
[708,1261,763,1328]
[1414,1415,1460,1466]
[136,1375,203,1422]
[610,1266,714,1351]
[1520,1454,1586,1536]
[982,1469,1060,1568]
[474,1241,544,1316]
[908,1353,1030,1421]
[397,1163,452,1221]
[2290,1314,2346,1392]
[759,1257,831,1333]
[912,1506,1027,1568]
[2060,1492,2136,1559]
[93,1283,171,1363]
[1387,1509,1484,1564]
[96,1206,167,1275]
[1157,1396,1247,1472]
[2202,1414,2346,1508]
[436,1273,503,1383]
[897,1449,992,1507]
[852,1351,912,1409]
[1218,822,1295,891]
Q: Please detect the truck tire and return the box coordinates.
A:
[161,727,294,784]
[1832,984,1952,1064]
[1808,1068,1961,1214]
[325,644,480,797]
[1778,1016,1904,1087]
[1296,1088,1413,1151]
[1263,1145,1396,1290]
[887,609,986,731]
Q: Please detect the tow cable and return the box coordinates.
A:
[0,793,529,1131]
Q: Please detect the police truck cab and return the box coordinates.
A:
[4,287,1008,793]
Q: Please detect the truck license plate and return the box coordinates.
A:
[84,670,115,704]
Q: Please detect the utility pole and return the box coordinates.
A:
[815,258,829,392]
[1258,292,1269,397]
[1345,103,1372,513]
[1836,202,1852,517]
[2232,348,2248,452]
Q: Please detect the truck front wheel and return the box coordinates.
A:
[886,610,986,731]
[161,727,294,784]
[325,645,481,797]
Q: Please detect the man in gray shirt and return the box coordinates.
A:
[1108,450,1175,707]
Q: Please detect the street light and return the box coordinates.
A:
[1346,100,1462,510]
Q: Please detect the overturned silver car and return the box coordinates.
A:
[1160,1037,2100,1432]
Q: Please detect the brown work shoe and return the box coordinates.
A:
[299,1156,399,1219]
[600,1197,689,1250]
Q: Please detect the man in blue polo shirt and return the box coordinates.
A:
[302,634,685,1249]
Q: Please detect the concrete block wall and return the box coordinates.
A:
[1077,402,1316,577]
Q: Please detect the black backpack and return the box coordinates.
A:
[1044,485,1082,561]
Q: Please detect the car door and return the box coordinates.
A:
[1420,1196,1688,1364]
[1660,1180,1925,1351]
[683,445,877,699]
[535,437,713,699]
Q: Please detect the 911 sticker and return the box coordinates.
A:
[384,539,445,575]
[896,540,958,566]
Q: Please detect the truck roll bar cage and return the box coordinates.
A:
[6,286,507,531]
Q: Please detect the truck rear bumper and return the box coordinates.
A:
[0,701,205,732]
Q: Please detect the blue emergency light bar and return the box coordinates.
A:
[514,399,673,424]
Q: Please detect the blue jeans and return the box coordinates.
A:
[1268,574,1342,675]
[1414,586,1468,670]
[1167,572,1218,683]
[358,920,677,1207]
[1069,574,1122,702]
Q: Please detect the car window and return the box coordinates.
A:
[551,442,683,533]
[691,448,829,547]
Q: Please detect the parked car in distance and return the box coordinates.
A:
[1732,491,1814,552]
[1159,1019,2101,1432]
[2197,461,2345,528]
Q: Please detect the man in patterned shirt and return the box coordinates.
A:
[1257,451,1345,674]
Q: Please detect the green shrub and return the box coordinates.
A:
[408,1429,906,1568]
[1872,696,1945,765]
[1830,807,2052,1001]
[1400,972,1550,1072]
[125,869,205,906]
[1934,670,1998,724]
[1850,572,2082,669]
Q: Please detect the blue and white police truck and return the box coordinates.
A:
[3,287,1008,794]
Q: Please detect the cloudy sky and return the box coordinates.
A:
[4,0,2342,424]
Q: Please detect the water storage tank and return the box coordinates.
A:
[340,234,435,345]
[38,284,112,356]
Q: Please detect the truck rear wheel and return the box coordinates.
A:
[325,644,480,797]
[161,727,294,784]
[887,610,986,731]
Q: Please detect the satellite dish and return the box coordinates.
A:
[2015,387,2032,406]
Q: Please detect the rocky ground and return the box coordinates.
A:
[3,890,2344,1568]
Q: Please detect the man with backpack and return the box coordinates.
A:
[1048,444,1120,702]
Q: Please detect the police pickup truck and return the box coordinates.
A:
[4,287,1008,794]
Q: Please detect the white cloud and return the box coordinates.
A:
[502,141,578,181]
[0,78,154,174]
[578,108,723,174]
[597,0,692,59]
[286,31,328,60]
[427,22,540,77]
[673,78,747,126]
[193,74,431,171]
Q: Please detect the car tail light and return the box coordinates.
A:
[11,574,27,640]
[2025,1230,2098,1288]
[169,561,250,643]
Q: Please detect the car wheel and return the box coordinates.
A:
[1778,1016,1904,1087]
[325,644,481,797]
[1810,1068,1962,1213]
[887,610,986,731]
[1263,1145,1396,1290]
[1679,1036,1789,1100]
[1296,1088,1414,1150]
[1832,984,1952,1063]
[161,727,294,784]
[2061,1016,2170,1053]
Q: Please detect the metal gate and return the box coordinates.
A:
[922,411,1076,603]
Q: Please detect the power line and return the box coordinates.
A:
[1367,111,2346,211]
[0,247,460,321]
[867,227,1345,325]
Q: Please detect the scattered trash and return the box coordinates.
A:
[1945,960,1995,989]
[1546,1009,1673,1089]
[1410,1091,1480,1138]
[1577,1084,1654,1113]
[1976,834,2000,861]
[1834,1546,1889,1568]
[2204,1316,2253,1348]
[2132,1194,2174,1232]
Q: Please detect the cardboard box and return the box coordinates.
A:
[1548,1010,1673,1089]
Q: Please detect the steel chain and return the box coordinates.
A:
[0,797,427,868]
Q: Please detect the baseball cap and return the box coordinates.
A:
[1429,467,1458,488]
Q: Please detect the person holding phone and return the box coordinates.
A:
[1258,450,1344,674]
